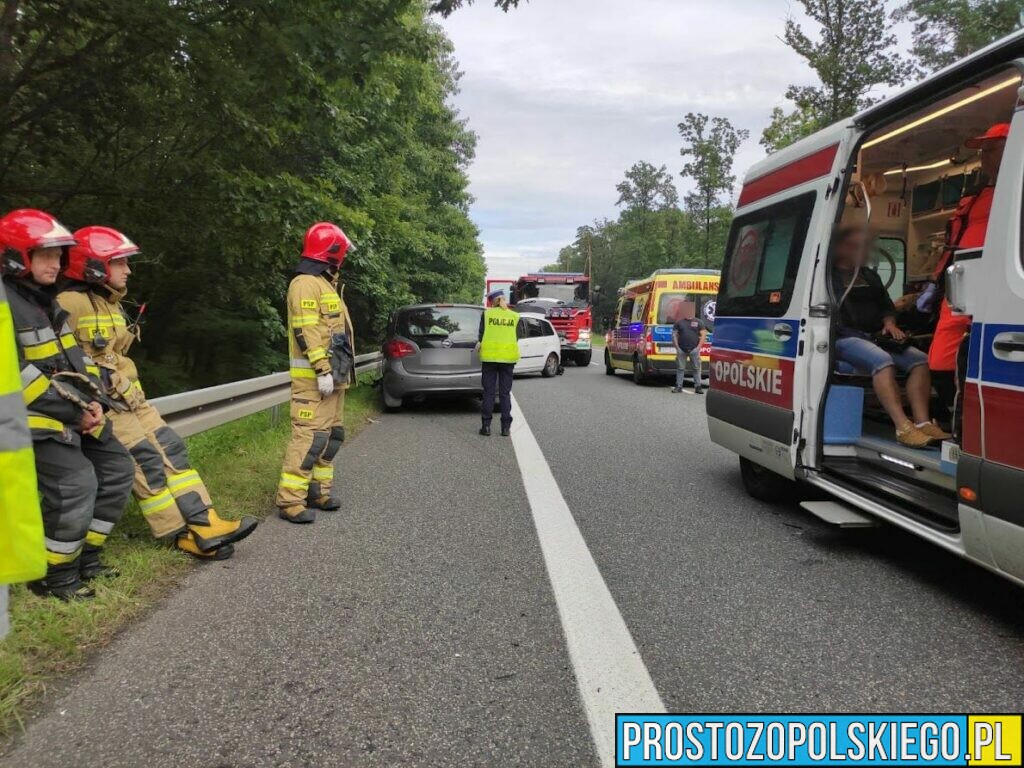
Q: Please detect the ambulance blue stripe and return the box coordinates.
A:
[712,317,799,359]
[967,322,983,380]
[978,322,1024,388]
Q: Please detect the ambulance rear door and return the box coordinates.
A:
[709,128,854,479]
[954,95,1024,581]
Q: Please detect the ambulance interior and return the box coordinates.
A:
[821,67,1018,529]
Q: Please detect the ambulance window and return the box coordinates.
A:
[617,298,634,327]
[631,294,648,324]
[718,191,816,317]
[872,237,906,302]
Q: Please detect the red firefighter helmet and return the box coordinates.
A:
[65,226,140,283]
[302,222,352,266]
[0,209,76,277]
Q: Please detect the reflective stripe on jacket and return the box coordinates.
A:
[57,285,140,397]
[287,273,354,387]
[0,279,45,583]
[4,276,100,442]
[480,307,520,364]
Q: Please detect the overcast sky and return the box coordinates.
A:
[440,0,905,278]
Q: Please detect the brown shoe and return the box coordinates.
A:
[896,422,932,448]
[917,421,951,442]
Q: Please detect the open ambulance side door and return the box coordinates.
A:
[709,127,856,482]
[954,84,1024,582]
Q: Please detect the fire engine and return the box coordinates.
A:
[509,272,593,366]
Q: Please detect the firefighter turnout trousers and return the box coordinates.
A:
[107,398,208,539]
[277,384,345,510]
[33,422,133,583]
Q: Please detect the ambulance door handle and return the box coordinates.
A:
[992,332,1024,362]
[773,323,793,341]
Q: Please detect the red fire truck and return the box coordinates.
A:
[509,272,593,366]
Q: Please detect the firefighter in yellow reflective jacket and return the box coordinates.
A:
[0,276,45,587]
[57,226,257,559]
[1,209,134,600]
[277,222,355,524]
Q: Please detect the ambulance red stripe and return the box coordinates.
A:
[981,384,1024,467]
[709,348,794,410]
[737,144,839,208]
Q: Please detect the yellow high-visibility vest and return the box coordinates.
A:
[0,280,45,584]
[480,307,520,364]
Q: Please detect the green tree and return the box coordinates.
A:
[615,161,679,213]
[678,113,748,268]
[895,0,1022,74]
[761,0,912,152]
[429,0,524,15]
[0,0,485,393]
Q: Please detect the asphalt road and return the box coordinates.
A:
[4,360,1024,767]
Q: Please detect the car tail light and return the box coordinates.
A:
[644,331,654,355]
[383,339,416,359]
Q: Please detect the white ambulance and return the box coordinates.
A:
[709,31,1024,586]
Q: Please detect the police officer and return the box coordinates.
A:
[277,222,354,524]
[1,209,134,600]
[58,226,257,558]
[477,289,519,436]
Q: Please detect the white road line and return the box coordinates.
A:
[508,395,665,767]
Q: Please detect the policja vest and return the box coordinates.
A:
[0,279,45,584]
[479,306,520,364]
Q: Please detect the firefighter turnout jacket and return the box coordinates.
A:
[5,275,133,582]
[57,283,257,552]
[277,271,354,515]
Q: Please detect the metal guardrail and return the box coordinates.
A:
[0,352,382,640]
[150,352,383,437]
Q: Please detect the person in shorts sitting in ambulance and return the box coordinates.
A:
[832,227,951,448]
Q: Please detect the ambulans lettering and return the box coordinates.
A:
[670,279,720,292]
[713,360,783,396]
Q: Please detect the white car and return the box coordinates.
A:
[515,315,561,377]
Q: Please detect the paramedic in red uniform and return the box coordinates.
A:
[928,122,1007,425]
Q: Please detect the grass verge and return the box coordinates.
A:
[0,375,380,745]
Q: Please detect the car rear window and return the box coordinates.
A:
[397,306,481,343]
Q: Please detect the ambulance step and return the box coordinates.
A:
[821,458,960,532]
[799,501,879,528]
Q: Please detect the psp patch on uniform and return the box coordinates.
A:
[300,299,317,310]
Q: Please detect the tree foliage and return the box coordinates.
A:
[429,0,524,16]
[678,113,748,267]
[0,0,485,394]
[761,0,911,152]
[895,0,1022,74]
[555,160,736,324]
[615,161,679,213]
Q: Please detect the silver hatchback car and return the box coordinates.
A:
[380,304,485,410]
[380,303,562,410]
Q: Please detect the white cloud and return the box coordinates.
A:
[440,0,904,278]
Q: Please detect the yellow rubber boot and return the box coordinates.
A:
[175,531,235,560]
[187,508,258,552]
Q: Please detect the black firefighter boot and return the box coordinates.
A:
[306,482,341,511]
[79,544,121,581]
[29,561,95,601]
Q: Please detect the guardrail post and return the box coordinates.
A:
[269,404,280,427]
[1,585,8,640]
